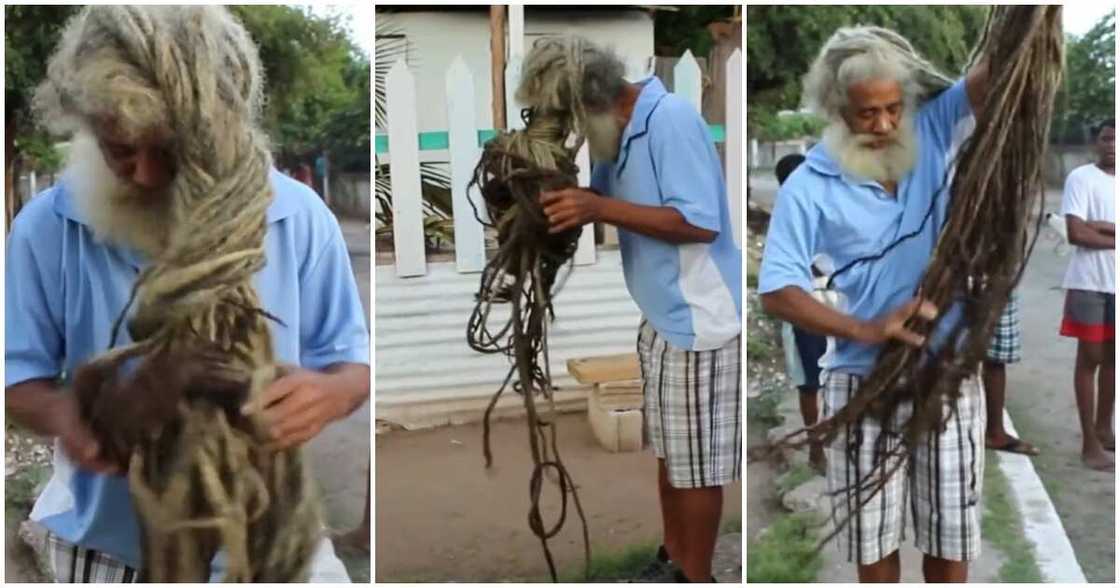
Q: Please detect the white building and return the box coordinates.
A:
[376,6,657,134]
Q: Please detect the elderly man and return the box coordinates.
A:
[520,37,742,582]
[5,7,369,582]
[759,28,989,582]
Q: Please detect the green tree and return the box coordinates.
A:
[1053,10,1115,144]
[654,6,738,58]
[4,5,80,225]
[747,5,988,134]
[231,5,369,170]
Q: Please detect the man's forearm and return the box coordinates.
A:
[1068,217,1116,249]
[761,286,866,342]
[597,197,716,244]
[322,362,370,419]
[6,379,67,438]
[965,56,991,117]
[1087,221,1116,236]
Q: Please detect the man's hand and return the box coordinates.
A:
[540,188,603,233]
[852,297,939,347]
[1087,220,1116,236]
[51,394,121,475]
[244,368,349,451]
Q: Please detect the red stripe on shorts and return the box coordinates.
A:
[1060,318,1116,342]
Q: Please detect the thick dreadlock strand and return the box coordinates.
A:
[465,36,596,582]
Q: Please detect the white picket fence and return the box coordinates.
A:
[379,47,743,277]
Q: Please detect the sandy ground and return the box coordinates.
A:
[375,412,742,582]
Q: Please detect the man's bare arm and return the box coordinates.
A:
[6,379,119,474]
[1067,215,1116,250]
[1087,220,1116,236]
[965,57,990,118]
[761,286,937,347]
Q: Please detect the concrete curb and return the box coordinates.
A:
[998,410,1087,582]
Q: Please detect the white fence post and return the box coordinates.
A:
[508,5,525,60]
[725,49,743,246]
[505,6,525,131]
[446,56,487,273]
[573,144,597,265]
[386,59,427,277]
[505,54,524,131]
[673,50,703,113]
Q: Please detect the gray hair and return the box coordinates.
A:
[33,6,265,142]
[516,36,627,116]
[802,26,952,119]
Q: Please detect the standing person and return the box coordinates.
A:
[521,37,742,583]
[983,291,1040,456]
[775,153,828,473]
[759,26,991,582]
[5,6,370,581]
[1059,119,1115,471]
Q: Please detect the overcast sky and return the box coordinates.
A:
[308,2,373,58]
[1063,4,1113,36]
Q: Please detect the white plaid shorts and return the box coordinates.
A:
[48,532,140,583]
[46,531,351,582]
[987,291,1022,364]
[637,319,742,489]
[822,373,985,565]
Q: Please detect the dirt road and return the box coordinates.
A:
[375,413,742,582]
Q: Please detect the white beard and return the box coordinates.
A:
[66,132,171,257]
[582,111,623,163]
[822,115,918,184]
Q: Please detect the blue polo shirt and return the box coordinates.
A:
[591,76,742,351]
[759,79,975,375]
[5,169,370,567]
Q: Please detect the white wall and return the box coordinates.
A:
[377,8,655,136]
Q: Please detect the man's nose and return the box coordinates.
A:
[131,149,168,190]
[871,114,894,135]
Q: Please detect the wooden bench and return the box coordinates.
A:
[567,353,643,453]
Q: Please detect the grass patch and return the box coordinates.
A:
[982,450,1044,583]
[6,463,51,507]
[776,463,815,495]
[721,515,742,534]
[747,270,759,290]
[556,541,659,582]
[747,383,785,427]
[747,336,774,362]
[746,512,822,583]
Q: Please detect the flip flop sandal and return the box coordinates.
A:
[987,437,1040,456]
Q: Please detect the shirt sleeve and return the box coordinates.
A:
[918,78,974,156]
[758,182,819,295]
[5,201,65,387]
[298,218,370,370]
[1060,169,1089,221]
[648,100,722,233]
